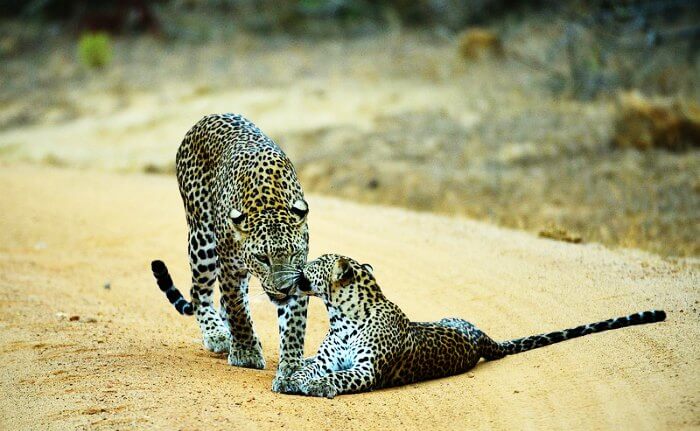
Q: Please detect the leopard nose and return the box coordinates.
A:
[297,274,311,292]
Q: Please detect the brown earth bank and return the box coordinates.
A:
[0,164,698,430]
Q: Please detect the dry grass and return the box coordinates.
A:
[613,91,700,151]
[457,28,503,60]
[280,105,699,257]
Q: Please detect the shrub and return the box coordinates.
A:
[77,32,112,69]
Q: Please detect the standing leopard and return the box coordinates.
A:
[275,254,667,398]
[150,113,310,390]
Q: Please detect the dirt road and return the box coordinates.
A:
[0,165,698,430]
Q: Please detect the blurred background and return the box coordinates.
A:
[0,0,698,257]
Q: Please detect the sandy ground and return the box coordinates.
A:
[0,164,698,430]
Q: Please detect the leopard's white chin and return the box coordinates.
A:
[267,291,292,304]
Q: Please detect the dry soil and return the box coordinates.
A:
[0,165,698,430]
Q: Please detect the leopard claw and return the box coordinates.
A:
[302,378,337,399]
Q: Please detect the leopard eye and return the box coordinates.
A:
[254,254,270,266]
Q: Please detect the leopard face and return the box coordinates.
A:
[230,200,309,301]
[297,254,375,306]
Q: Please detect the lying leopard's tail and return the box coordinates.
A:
[151,260,194,315]
[484,310,666,360]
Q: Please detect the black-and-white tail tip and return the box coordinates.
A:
[493,310,666,358]
[151,260,193,315]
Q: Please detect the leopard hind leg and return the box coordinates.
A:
[438,318,506,360]
[187,223,231,353]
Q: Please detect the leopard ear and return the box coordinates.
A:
[291,199,309,225]
[361,263,374,275]
[229,208,249,233]
[334,258,355,286]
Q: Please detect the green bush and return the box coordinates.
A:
[77,32,112,69]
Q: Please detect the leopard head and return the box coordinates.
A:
[296,254,376,308]
[228,199,309,302]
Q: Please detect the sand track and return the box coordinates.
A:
[0,165,698,430]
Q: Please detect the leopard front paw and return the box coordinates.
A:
[272,374,304,394]
[301,378,337,399]
[272,359,304,393]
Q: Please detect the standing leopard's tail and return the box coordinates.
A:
[483,310,666,360]
[151,260,194,316]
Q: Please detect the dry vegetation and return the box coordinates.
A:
[0,4,698,257]
[612,91,700,151]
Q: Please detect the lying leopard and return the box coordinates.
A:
[275,254,667,398]
[150,113,310,389]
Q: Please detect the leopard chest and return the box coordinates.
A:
[328,319,365,371]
